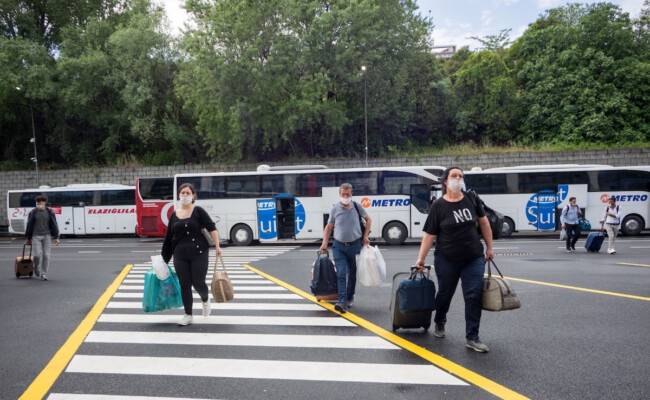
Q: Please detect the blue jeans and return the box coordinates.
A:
[332,240,362,304]
[433,254,485,340]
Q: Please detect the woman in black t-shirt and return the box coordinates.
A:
[162,183,222,326]
[416,166,494,353]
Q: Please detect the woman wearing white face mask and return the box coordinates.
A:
[162,183,222,326]
[415,166,494,353]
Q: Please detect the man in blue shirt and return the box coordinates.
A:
[319,183,372,313]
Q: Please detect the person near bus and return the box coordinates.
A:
[561,197,582,252]
[415,166,494,353]
[25,195,60,281]
[162,183,222,326]
[600,197,622,254]
[319,183,372,313]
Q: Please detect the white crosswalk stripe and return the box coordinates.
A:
[48,245,467,399]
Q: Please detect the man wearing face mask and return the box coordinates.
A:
[320,183,372,313]
[25,195,60,280]
[416,167,494,353]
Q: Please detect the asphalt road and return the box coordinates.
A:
[0,234,648,400]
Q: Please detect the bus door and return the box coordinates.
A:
[410,184,431,238]
[555,184,588,230]
[531,190,558,231]
[275,194,296,240]
[73,207,86,235]
[256,199,278,242]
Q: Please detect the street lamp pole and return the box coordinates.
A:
[361,66,368,167]
[17,86,39,186]
[29,99,40,187]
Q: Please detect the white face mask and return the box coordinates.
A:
[340,197,352,205]
[179,196,193,205]
[447,179,464,193]
[36,204,46,210]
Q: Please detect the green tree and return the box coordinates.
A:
[506,2,650,144]
[177,0,433,161]
[453,51,517,144]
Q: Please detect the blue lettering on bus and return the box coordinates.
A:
[610,194,648,202]
[294,199,305,234]
[370,198,410,207]
[525,192,557,230]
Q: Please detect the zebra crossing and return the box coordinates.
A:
[45,245,468,399]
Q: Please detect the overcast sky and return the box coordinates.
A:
[158,0,646,50]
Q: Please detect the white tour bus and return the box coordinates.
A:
[7,184,136,235]
[463,165,650,236]
[173,165,445,245]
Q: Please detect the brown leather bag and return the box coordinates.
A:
[211,255,234,303]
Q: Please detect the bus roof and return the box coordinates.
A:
[8,183,134,192]
[479,164,613,172]
[174,165,447,178]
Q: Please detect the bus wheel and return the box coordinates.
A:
[383,222,407,245]
[501,217,515,237]
[621,215,644,236]
[230,224,253,246]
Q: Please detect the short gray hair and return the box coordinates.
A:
[339,183,353,192]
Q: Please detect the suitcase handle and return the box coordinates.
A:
[22,243,32,259]
[409,265,432,279]
[316,249,330,260]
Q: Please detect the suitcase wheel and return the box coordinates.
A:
[392,324,398,332]
[29,272,33,277]
[16,272,20,278]
[423,324,430,331]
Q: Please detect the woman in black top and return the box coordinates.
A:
[162,183,222,326]
[416,167,494,352]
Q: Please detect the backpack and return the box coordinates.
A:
[310,251,338,299]
[352,201,366,234]
[465,189,505,240]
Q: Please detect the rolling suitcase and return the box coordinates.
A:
[389,266,434,332]
[15,244,34,278]
[585,232,605,253]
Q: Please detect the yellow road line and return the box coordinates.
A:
[617,262,650,268]
[244,264,529,400]
[504,276,650,301]
[20,264,134,400]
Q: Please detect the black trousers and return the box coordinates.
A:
[173,249,209,315]
[565,223,581,249]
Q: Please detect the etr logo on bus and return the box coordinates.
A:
[360,197,411,208]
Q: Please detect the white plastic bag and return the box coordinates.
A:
[151,255,170,280]
[560,229,567,241]
[356,245,386,287]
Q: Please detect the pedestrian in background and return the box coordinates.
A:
[561,197,582,252]
[25,195,60,280]
[320,183,372,313]
[600,197,622,254]
[415,166,494,353]
[162,183,222,326]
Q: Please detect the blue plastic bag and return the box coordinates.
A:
[142,266,183,313]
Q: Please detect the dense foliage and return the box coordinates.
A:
[1,0,648,168]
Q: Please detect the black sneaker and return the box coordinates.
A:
[334,303,347,313]
[434,323,445,338]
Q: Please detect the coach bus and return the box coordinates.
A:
[173,165,446,245]
[7,184,136,236]
[463,165,650,237]
[135,177,174,237]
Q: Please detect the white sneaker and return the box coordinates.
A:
[608,249,616,254]
[177,314,193,326]
[202,300,211,317]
